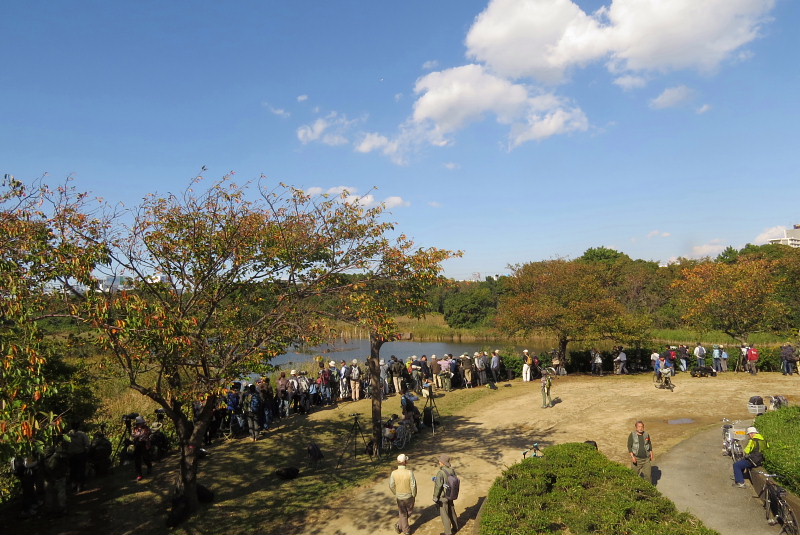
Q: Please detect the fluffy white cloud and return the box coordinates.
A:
[383,196,410,209]
[422,60,439,70]
[303,185,407,210]
[297,112,356,146]
[466,0,607,84]
[465,0,774,84]
[691,239,726,258]
[345,0,775,163]
[613,74,647,90]
[443,162,460,170]
[650,85,696,109]
[603,0,775,75]
[413,65,530,135]
[412,65,587,147]
[297,95,309,102]
[696,104,712,114]
[646,230,671,239]
[754,226,787,244]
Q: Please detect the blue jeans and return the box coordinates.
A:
[679,358,687,372]
[733,458,754,484]
[697,358,705,368]
[713,358,722,372]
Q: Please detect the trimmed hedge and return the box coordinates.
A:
[480,442,718,535]
[755,406,800,495]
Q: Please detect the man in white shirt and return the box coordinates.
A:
[389,454,417,535]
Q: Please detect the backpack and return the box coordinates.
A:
[749,396,764,405]
[351,366,361,381]
[442,470,460,501]
[321,368,332,385]
[525,355,533,365]
[241,393,253,413]
[298,377,309,394]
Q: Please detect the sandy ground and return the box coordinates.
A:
[296,371,799,535]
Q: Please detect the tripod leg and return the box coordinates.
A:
[336,424,356,470]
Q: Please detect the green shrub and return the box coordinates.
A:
[481,442,718,535]
[755,406,800,494]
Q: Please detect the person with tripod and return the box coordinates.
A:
[389,453,417,535]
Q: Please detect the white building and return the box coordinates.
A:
[769,224,800,248]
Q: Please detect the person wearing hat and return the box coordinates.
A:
[131,416,153,481]
[461,353,474,388]
[379,358,390,400]
[474,352,487,386]
[389,453,417,535]
[627,421,653,483]
[433,454,459,535]
[430,355,442,390]
[522,349,532,382]
[733,426,767,488]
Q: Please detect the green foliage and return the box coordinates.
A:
[481,443,718,535]
[443,285,495,328]
[755,406,800,495]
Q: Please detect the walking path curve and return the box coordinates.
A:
[296,372,797,535]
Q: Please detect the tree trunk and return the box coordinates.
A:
[558,337,569,369]
[172,399,212,515]
[369,332,385,457]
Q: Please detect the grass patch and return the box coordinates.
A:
[755,406,800,495]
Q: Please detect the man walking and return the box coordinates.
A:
[627,421,654,483]
[433,454,459,535]
[389,453,417,535]
[746,345,760,375]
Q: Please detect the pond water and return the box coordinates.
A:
[667,418,695,425]
[271,339,551,368]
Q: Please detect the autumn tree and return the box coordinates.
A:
[36,175,452,513]
[0,176,105,465]
[673,259,788,344]
[497,259,639,363]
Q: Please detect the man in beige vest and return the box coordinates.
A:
[389,453,417,535]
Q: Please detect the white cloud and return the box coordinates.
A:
[443,162,460,170]
[296,112,357,146]
[263,103,290,117]
[297,95,309,102]
[613,74,647,90]
[754,226,787,244]
[428,201,442,208]
[394,93,404,102]
[348,0,776,163]
[422,60,439,70]
[646,230,671,239]
[650,85,695,109]
[691,239,726,257]
[696,104,712,114]
[383,196,410,209]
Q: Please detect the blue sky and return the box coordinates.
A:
[2,0,798,279]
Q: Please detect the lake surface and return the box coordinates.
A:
[272,339,551,368]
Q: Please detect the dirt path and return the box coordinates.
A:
[296,372,798,535]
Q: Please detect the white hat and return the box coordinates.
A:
[431,355,436,359]
[474,352,480,357]
[523,349,529,353]
[379,359,385,365]
[352,359,358,365]
[746,426,758,434]
[494,349,500,354]
[397,453,409,463]
[329,361,336,367]
[290,369,297,375]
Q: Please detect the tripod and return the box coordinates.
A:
[422,386,442,435]
[336,414,373,469]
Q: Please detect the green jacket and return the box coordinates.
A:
[433,465,456,502]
